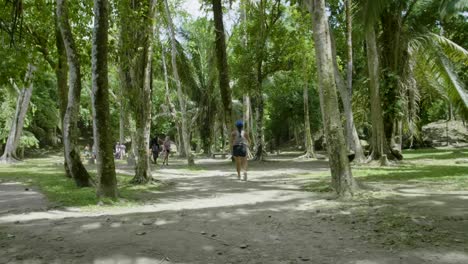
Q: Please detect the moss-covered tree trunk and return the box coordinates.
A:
[91,0,117,198]
[308,0,357,196]
[119,0,155,183]
[54,13,71,177]
[57,0,92,187]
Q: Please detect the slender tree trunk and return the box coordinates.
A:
[346,0,353,95]
[249,96,256,147]
[366,26,390,163]
[329,24,365,162]
[1,64,36,163]
[56,0,92,187]
[308,0,357,196]
[164,0,194,165]
[254,60,265,161]
[212,0,233,130]
[345,0,365,162]
[243,95,250,132]
[119,103,125,144]
[54,13,71,177]
[92,0,117,198]
[303,82,316,158]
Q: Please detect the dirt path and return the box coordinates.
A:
[1,157,467,263]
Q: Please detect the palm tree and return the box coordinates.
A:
[356,0,468,161]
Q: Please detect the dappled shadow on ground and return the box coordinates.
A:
[1,152,468,263]
[2,192,467,264]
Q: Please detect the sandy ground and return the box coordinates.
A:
[0,155,467,264]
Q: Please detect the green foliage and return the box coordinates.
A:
[264,71,321,144]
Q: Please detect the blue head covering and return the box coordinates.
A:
[235,120,244,128]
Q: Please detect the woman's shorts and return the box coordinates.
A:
[233,145,247,157]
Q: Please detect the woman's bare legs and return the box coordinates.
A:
[241,157,248,181]
[234,157,242,179]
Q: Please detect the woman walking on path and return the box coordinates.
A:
[231,120,250,181]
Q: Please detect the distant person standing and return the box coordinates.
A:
[115,142,121,159]
[230,120,250,181]
[119,143,126,160]
[151,137,161,164]
[162,136,171,166]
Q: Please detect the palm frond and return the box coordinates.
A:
[429,33,468,65]
[439,0,468,19]
[410,33,468,113]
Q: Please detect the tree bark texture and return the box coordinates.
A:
[309,0,357,196]
[54,13,71,177]
[1,64,36,163]
[329,30,365,162]
[345,0,353,96]
[303,82,316,158]
[57,0,93,187]
[119,0,155,183]
[92,0,117,198]
[164,0,194,165]
[212,0,233,130]
[254,84,265,160]
[366,26,389,161]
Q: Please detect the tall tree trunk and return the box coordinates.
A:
[0,64,36,163]
[254,60,265,161]
[308,0,357,196]
[56,0,92,187]
[133,1,155,183]
[344,0,365,162]
[303,82,316,158]
[160,41,185,157]
[54,13,71,177]
[92,0,117,198]
[119,102,125,144]
[243,95,250,132]
[249,96,256,147]
[119,0,155,183]
[346,0,353,96]
[366,26,389,162]
[164,0,194,165]
[329,32,365,162]
[212,0,233,130]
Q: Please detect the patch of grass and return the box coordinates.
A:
[302,148,468,192]
[404,148,468,160]
[0,157,164,209]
